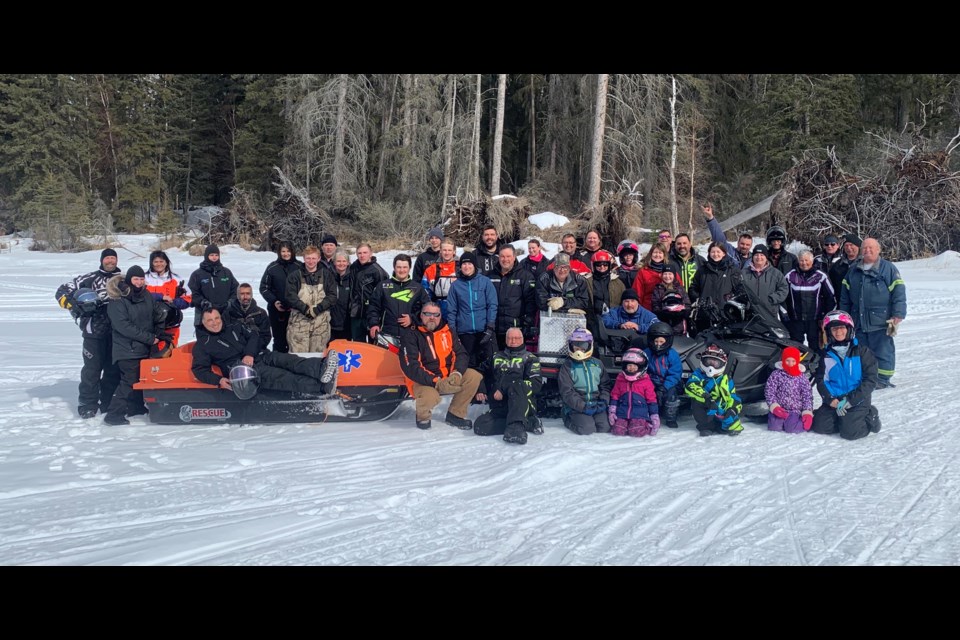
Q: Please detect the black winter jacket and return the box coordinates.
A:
[106,276,166,362]
[412,247,442,285]
[188,260,239,314]
[56,266,122,339]
[225,297,272,351]
[367,276,430,336]
[348,258,389,329]
[191,323,260,386]
[485,264,537,334]
[259,257,304,309]
[329,269,354,331]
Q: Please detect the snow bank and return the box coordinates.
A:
[528,212,570,230]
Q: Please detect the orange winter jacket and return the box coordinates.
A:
[398,320,468,391]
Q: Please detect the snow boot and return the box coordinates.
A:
[666,420,679,429]
[503,422,528,445]
[103,413,130,426]
[79,406,98,419]
[445,412,473,430]
[126,404,149,417]
[416,419,432,430]
[867,405,882,434]
[525,415,544,435]
[321,350,339,394]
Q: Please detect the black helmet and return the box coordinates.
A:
[229,364,259,400]
[162,304,183,328]
[72,288,102,317]
[723,296,749,323]
[766,225,787,244]
[647,322,674,355]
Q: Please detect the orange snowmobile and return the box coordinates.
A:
[134,339,409,424]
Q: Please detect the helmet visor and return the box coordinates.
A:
[569,340,592,353]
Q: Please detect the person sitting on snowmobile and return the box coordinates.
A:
[191,308,339,397]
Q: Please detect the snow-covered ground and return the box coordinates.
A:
[0,234,955,566]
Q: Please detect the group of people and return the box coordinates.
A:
[392,209,905,443]
[55,207,905,442]
[56,243,341,426]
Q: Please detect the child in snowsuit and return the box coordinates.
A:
[764,346,814,433]
[684,343,743,436]
[558,327,613,435]
[643,321,684,429]
[608,348,660,437]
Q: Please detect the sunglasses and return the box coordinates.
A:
[421,311,441,318]
[824,242,838,246]
[658,234,672,240]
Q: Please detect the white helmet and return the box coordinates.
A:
[698,344,728,377]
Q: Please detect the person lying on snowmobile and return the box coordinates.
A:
[191,308,339,398]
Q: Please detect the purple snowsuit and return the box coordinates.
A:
[764,364,814,433]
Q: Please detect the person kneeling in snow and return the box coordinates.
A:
[764,346,814,433]
[812,310,881,440]
[473,327,543,444]
[608,348,660,437]
[191,308,338,398]
[558,328,613,435]
[685,344,743,436]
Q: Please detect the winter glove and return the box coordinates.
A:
[801,411,814,431]
[583,401,600,416]
[304,305,317,319]
[836,398,849,417]
[607,406,618,426]
[523,325,539,340]
[547,296,564,311]
[447,370,463,386]
[479,327,495,347]
[58,294,72,310]
[567,308,586,316]
[312,304,326,316]
[649,414,661,435]
[770,403,789,420]
[886,318,898,337]
[436,376,463,395]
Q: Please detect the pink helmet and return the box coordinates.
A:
[821,310,854,332]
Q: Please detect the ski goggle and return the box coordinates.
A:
[569,340,592,352]
[701,356,725,369]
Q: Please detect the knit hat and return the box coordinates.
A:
[554,253,571,268]
[100,248,118,261]
[844,233,862,248]
[781,346,802,377]
[320,234,338,246]
[204,244,220,259]
[752,244,769,257]
[427,227,444,240]
[662,262,679,275]
[459,251,478,269]
[621,289,640,302]
[125,265,145,285]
